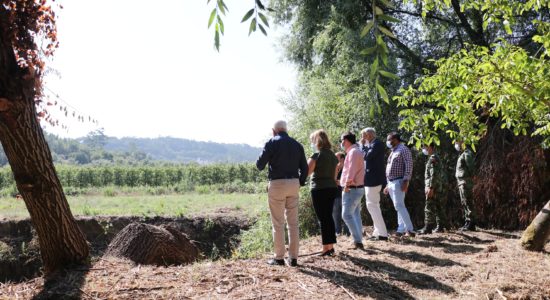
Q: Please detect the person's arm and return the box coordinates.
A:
[307,158,317,176]
[425,158,435,197]
[298,145,308,186]
[403,147,413,181]
[402,147,413,192]
[360,143,369,160]
[334,164,340,183]
[255,141,272,171]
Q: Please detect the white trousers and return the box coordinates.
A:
[365,185,388,237]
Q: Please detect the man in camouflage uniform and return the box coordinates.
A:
[418,143,447,234]
[455,141,476,231]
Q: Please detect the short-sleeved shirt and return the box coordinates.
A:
[310,148,338,190]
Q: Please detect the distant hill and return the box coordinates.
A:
[0,132,262,166]
[103,136,261,163]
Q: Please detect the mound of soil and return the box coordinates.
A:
[105,222,199,266]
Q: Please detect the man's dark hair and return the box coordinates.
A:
[341,131,356,144]
[387,132,401,142]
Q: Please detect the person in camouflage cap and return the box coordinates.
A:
[455,140,476,231]
[418,143,447,234]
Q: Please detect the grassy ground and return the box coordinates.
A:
[0,193,268,219]
[1,229,548,299]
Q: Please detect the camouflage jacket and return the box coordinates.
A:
[455,149,474,184]
[425,154,444,192]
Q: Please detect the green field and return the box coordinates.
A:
[0,193,268,219]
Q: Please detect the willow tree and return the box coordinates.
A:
[0,1,89,274]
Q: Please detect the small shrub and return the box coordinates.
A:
[0,241,15,261]
[195,185,212,195]
[234,212,273,259]
[103,187,118,197]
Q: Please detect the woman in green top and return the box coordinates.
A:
[308,129,339,256]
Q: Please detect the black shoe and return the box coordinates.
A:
[367,236,388,241]
[405,231,416,238]
[433,225,446,233]
[319,248,335,257]
[354,243,364,249]
[267,259,285,266]
[418,224,435,235]
[460,221,476,231]
[286,258,298,267]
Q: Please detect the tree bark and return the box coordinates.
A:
[0,9,89,274]
[521,200,550,251]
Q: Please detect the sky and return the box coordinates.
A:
[42,0,296,147]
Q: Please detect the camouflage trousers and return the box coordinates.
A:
[458,182,476,223]
[424,192,447,227]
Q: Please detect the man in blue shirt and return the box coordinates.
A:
[256,120,308,267]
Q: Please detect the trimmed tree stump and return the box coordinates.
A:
[521,200,550,251]
[105,223,199,265]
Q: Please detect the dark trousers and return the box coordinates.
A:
[311,187,338,245]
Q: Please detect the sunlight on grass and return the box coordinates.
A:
[0,193,267,218]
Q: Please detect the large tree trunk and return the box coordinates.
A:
[0,9,89,274]
[521,200,550,251]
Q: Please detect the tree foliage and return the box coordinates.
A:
[395,0,550,148]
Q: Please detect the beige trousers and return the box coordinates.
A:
[268,179,300,260]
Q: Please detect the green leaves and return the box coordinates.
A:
[377,14,401,23]
[378,26,396,39]
[360,46,378,55]
[358,0,402,112]
[249,18,257,36]
[376,82,389,103]
[207,0,273,50]
[241,9,254,22]
[258,12,269,28]
[396,37,550,149]
[243,0,271,37]
[360,21,374,38]
[208,9,217,28]
[207,0,228,51]
[379,70,399,80]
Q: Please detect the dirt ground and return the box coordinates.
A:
[1,228,549,300]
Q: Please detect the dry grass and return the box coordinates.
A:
[1,229,549,300]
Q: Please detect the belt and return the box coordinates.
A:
[271,176,299,180]
[388,177,403,182]
[347,185,364,189]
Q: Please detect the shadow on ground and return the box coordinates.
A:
[376,248,464,267]
[396,237,485,254]
[32,267,89,300]
[341,253,455,294]
[300,265,416,300]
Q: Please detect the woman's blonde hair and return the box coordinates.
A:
[310,129,332,150]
